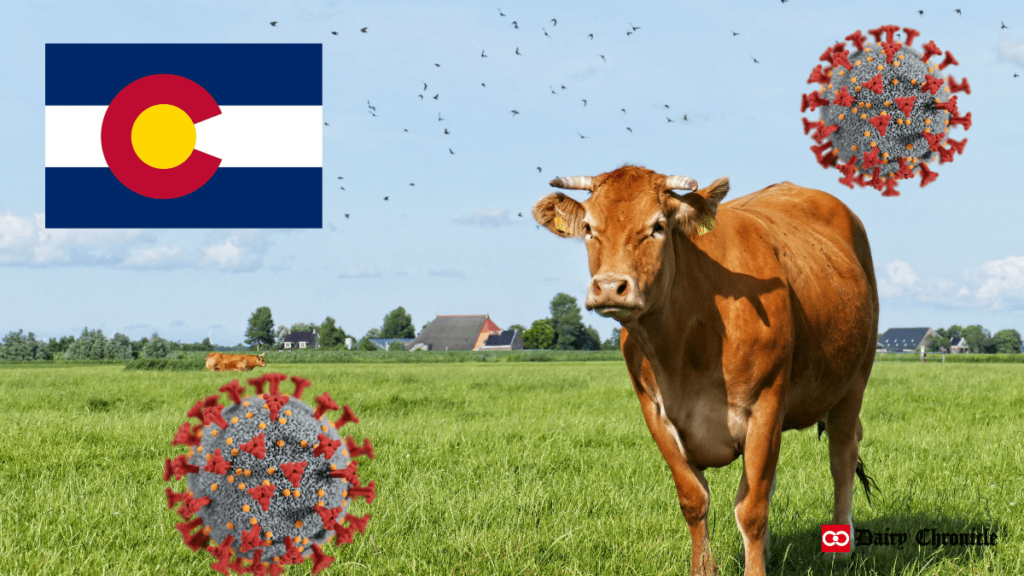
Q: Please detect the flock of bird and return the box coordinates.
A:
[265,7,1014,220]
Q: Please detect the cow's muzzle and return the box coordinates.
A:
[586,273,643,319]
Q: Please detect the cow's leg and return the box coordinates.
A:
[825,374,868,558]
[734,395,783,576]
[630,359,717,576]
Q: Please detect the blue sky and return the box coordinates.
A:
[2,0,1024,345]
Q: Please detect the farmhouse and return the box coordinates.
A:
[280,329,319,351]
[409,315,507,351]
[877,327,936,353]
[949,336,970,354]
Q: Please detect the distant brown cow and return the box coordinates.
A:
[205,352,267,372]
[534,165,879,575]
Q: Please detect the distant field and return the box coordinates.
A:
[0,362,1021,576]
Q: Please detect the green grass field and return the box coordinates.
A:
[0,362,1021,576]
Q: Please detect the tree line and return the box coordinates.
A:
[927,325,1023,354]
[0,328,215,361]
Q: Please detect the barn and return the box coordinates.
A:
[409,315,515,351]
[877,327,936,353]
[280,330,319,351]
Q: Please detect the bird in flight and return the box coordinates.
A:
[423,82,428,91]
[918,10,924,15]
[543,27,551,38]
[751,55,760,63]
[1002,21,1008,28]
[577,132,589,139]
[332,31,338,35]
[561,85,567,90]
[361,27,368,33]
[449,148,455,154]
[512,21,519,29]
[511,110,520,116]
[627,30,633,36]
[409,183,415,186]
[325,122,329,126]
[551,19,557,26]
[667,116,674,123]
[519,212,523,217]
[1016,73,1020,78]
[626,127,632,132]
[630,22,640,31]
[499,7,506,16]
[621,108,626,114]
[665,104,670,108]
[581,99,587,106]
[444,128,449,134]
[433,94,439,100]
[599,54,606,62]
[537,167,542,173]
[683,114,688,121]
[270,21,278,26]
[550,86,557,94]
[588,33,594,39]
[731,30,739,36]
[404,128,408,132]
[418,94,424,100]
[482,50,488,58]
[516,47,521,55]
[955,8,961,15]
[439,113,445,121]
[481,83,486,87]
[338,176,344,180]
[339,186,345,190]
[435,63,441,67]
[384,196,389,201]
[345,214,350,219]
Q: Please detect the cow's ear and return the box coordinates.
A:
[533,193,586,238]
[670,177,729,235]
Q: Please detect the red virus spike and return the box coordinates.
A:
[334,405,360,429]
[178,495,212,519]
[919,162,938,187]
[832,86,854,107]
[844,30,866,51]
[167,454,200,480]
[166,487,189,509]
[922,130,945,151]
[247,483,276,512]
[946,137,967,155]
[247,375,267,395]
[240,432,267,460]
[800,92,831,113]
[947,76,971,94]
[290,376,312,400]
[853,172,868,187]
[204,448,231,474]
[172,422,202,446]
[344,513,371,534]
[265,373,289,396]
[281,538,304,565]
[866,26,885,43]
[346,436,375,459]
[329,460,360,483]
[227,558,246,574]
[861,73,885,95]
[802,117,820,135]
[812,124,839,144]
[868,114,892,137]
[894,95,917,117]
[838,172,854,189]
[880,41,902,65]
[920,74,944,95]
[313,435,341,460]
[949,111,972,130]
[280,461,307,488]
[184,529,211,552]
[810,142,832,162]
[203,405,229,430]
[264,394,288,422]
[314,505,343,531]
[310,543,335,575]
[934,95,959,116]
[313,392,339,420]
[920,40,942,62]
[248,550,267,576]
[819,44,836,63]
[334,524,356,545]
[239,524,264,553]
[187,394,222,420]
[176,517,204,543]
[880,25,900,43]
[860,147,882,170]
[937,144,955,163]
[867,167,885,191]
[807,64,829,84]
[831,49,853,71]
[902,27,920,46]
[349,479,376,504]
[270,564,285,576]
[208,535,235,575]
[838,159,858,178]
[882,179,901,197]
[218,380,244,405]
[938,51,958,70]
[896,157,915,180]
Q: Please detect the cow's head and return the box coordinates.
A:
[533,165,728,322]
[254,354,267,367]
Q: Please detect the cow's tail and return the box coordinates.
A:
[855,456,879,506]
[816,420,826,440]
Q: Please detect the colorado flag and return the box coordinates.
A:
[45,44,322,228]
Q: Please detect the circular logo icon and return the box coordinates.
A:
[822,530,850,547]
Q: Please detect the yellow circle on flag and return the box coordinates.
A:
[130,104,196,169]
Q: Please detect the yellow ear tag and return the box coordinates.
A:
[554,215,567,233]
[697,217,715,236]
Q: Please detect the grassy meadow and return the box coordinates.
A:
[0,361,1021,576]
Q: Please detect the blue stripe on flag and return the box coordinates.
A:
[45,168,322,228]
[45,44,322,106]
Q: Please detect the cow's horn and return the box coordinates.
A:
[665,175,698,191]
[549,176,593,191]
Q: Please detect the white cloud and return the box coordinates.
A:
[123,245,183,268]
[878,257,1024,310]
[997,39,1024,66]
[338,266,381,278]
[974,256,1024,309]
[454,207,513,228]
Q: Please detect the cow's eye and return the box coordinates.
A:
[651,222,665,236]
[584,223,592,236]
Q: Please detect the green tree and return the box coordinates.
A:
[65,328,112,360]
[523,319,555,350]
[381,307,415,338]
[46,335,75,359]
[245,306,276,351]
[130,336,149,359]
[962,325,990,354]
[601,327,622,351]
[365,327,382,339]
[991,329,1022,354]
[143,332,171,358]
[550,293,584,349]
[946,325,964,340]
[388,339,408,352]
[580,325,601,350]
[319,317,347,349]
[358,336,379,351]
[928,331,950,352]
[0,330,49,361]
[109,333,133,360]
[291,322,317,333]
[274,325,289,347]
[508,324,527,337]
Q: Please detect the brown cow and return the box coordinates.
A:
[534,165,878,576]
[205,352,267,372]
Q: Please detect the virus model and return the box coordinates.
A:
[164,373,375,575]
[801,25,971,196]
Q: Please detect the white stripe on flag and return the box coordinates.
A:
[45,106,323,168]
